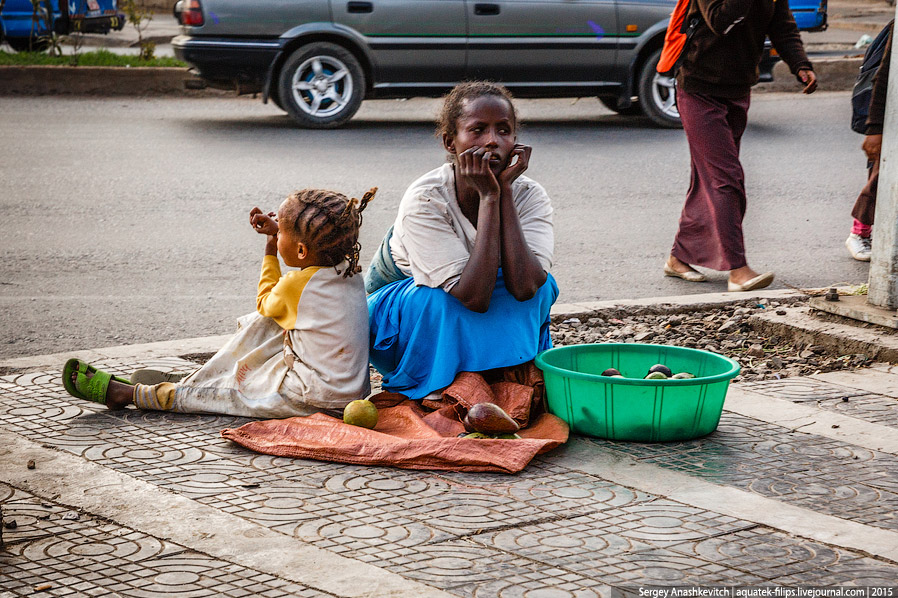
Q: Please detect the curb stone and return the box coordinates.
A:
[1,290,886,374]
[550,288,808,321]
[0,57,863,97]
[0,65,224,96]
[754,56,863,93]
[0,291,808,371]
[751,305,898,363]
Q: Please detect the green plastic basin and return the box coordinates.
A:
[535,343,741,442]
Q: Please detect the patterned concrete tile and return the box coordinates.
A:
[449,573,611,598]
[769,556,898,586]
[292,508,455,555]
[0,484,107,547]
[0,486,333,598]
[738,378,869,402]
[666,527,845,580]
[377,539,604,595]
[600,413,898,531]
[496,469,656,513]
[566,547,765,585]
[469,513,654,564]
[5,358,898,594]
[816,394,898,429]
[448,575,609,598]
[585,499,756,545]
[401,487,563,535]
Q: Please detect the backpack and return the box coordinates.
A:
[657,0,700,76]
[851,21,893,134]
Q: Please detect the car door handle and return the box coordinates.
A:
[474,3,500,15]
[347,1,373,13]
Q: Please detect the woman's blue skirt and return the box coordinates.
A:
[368,272,558,400]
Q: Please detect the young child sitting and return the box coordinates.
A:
[63,188,376,418]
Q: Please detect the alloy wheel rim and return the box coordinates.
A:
[291,55,353,118]
[651,74,679,120]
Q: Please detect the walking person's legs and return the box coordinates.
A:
[668,90,772,291]
[847,161,878,261]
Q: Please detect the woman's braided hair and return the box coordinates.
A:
[282,187,376,278]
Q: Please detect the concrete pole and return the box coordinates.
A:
[869,6,898,308]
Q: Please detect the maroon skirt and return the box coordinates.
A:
[671,89,751,271]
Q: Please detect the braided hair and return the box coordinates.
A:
[281,187,376,278]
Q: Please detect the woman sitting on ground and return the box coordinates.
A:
[365,81,558,400]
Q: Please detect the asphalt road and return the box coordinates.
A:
[0,92,871,360]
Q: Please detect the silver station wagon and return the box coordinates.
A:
[173,0,685,128]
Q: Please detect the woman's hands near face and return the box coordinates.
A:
[249,207,279,236]
[499,144,531,187]
[457,146,501,201]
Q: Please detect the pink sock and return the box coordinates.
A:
[852,219,872,237]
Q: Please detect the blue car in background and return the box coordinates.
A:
[791,0,828,32]
[0,0,125,52]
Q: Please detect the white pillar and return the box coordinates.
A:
[869,6,898,308]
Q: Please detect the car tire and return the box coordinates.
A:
[278,42,365,129]
[598,96,642,116]
[637,49,682,128]
[6,37,49,52]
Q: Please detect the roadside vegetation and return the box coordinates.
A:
[0,48,185,67]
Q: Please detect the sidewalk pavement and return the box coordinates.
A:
[2,290,898,597]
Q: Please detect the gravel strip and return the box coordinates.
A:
[549,297,872,383]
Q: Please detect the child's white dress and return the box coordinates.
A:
[134,257,370,418]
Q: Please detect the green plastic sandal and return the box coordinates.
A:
[62,359,130,406]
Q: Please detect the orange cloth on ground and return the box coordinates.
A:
[221,363,568,474]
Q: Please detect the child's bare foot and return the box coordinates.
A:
[68,368,134,410]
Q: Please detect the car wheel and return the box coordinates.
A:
[6,37,49,52]
[598,96,642,116]
[278,42,365,129]
[637,49,682,128]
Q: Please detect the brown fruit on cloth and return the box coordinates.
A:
[343,399,379,429]
[463,402,520,434]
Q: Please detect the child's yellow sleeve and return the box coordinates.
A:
[256,255,318,330]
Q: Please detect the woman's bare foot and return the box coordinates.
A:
[70,369,134,410]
